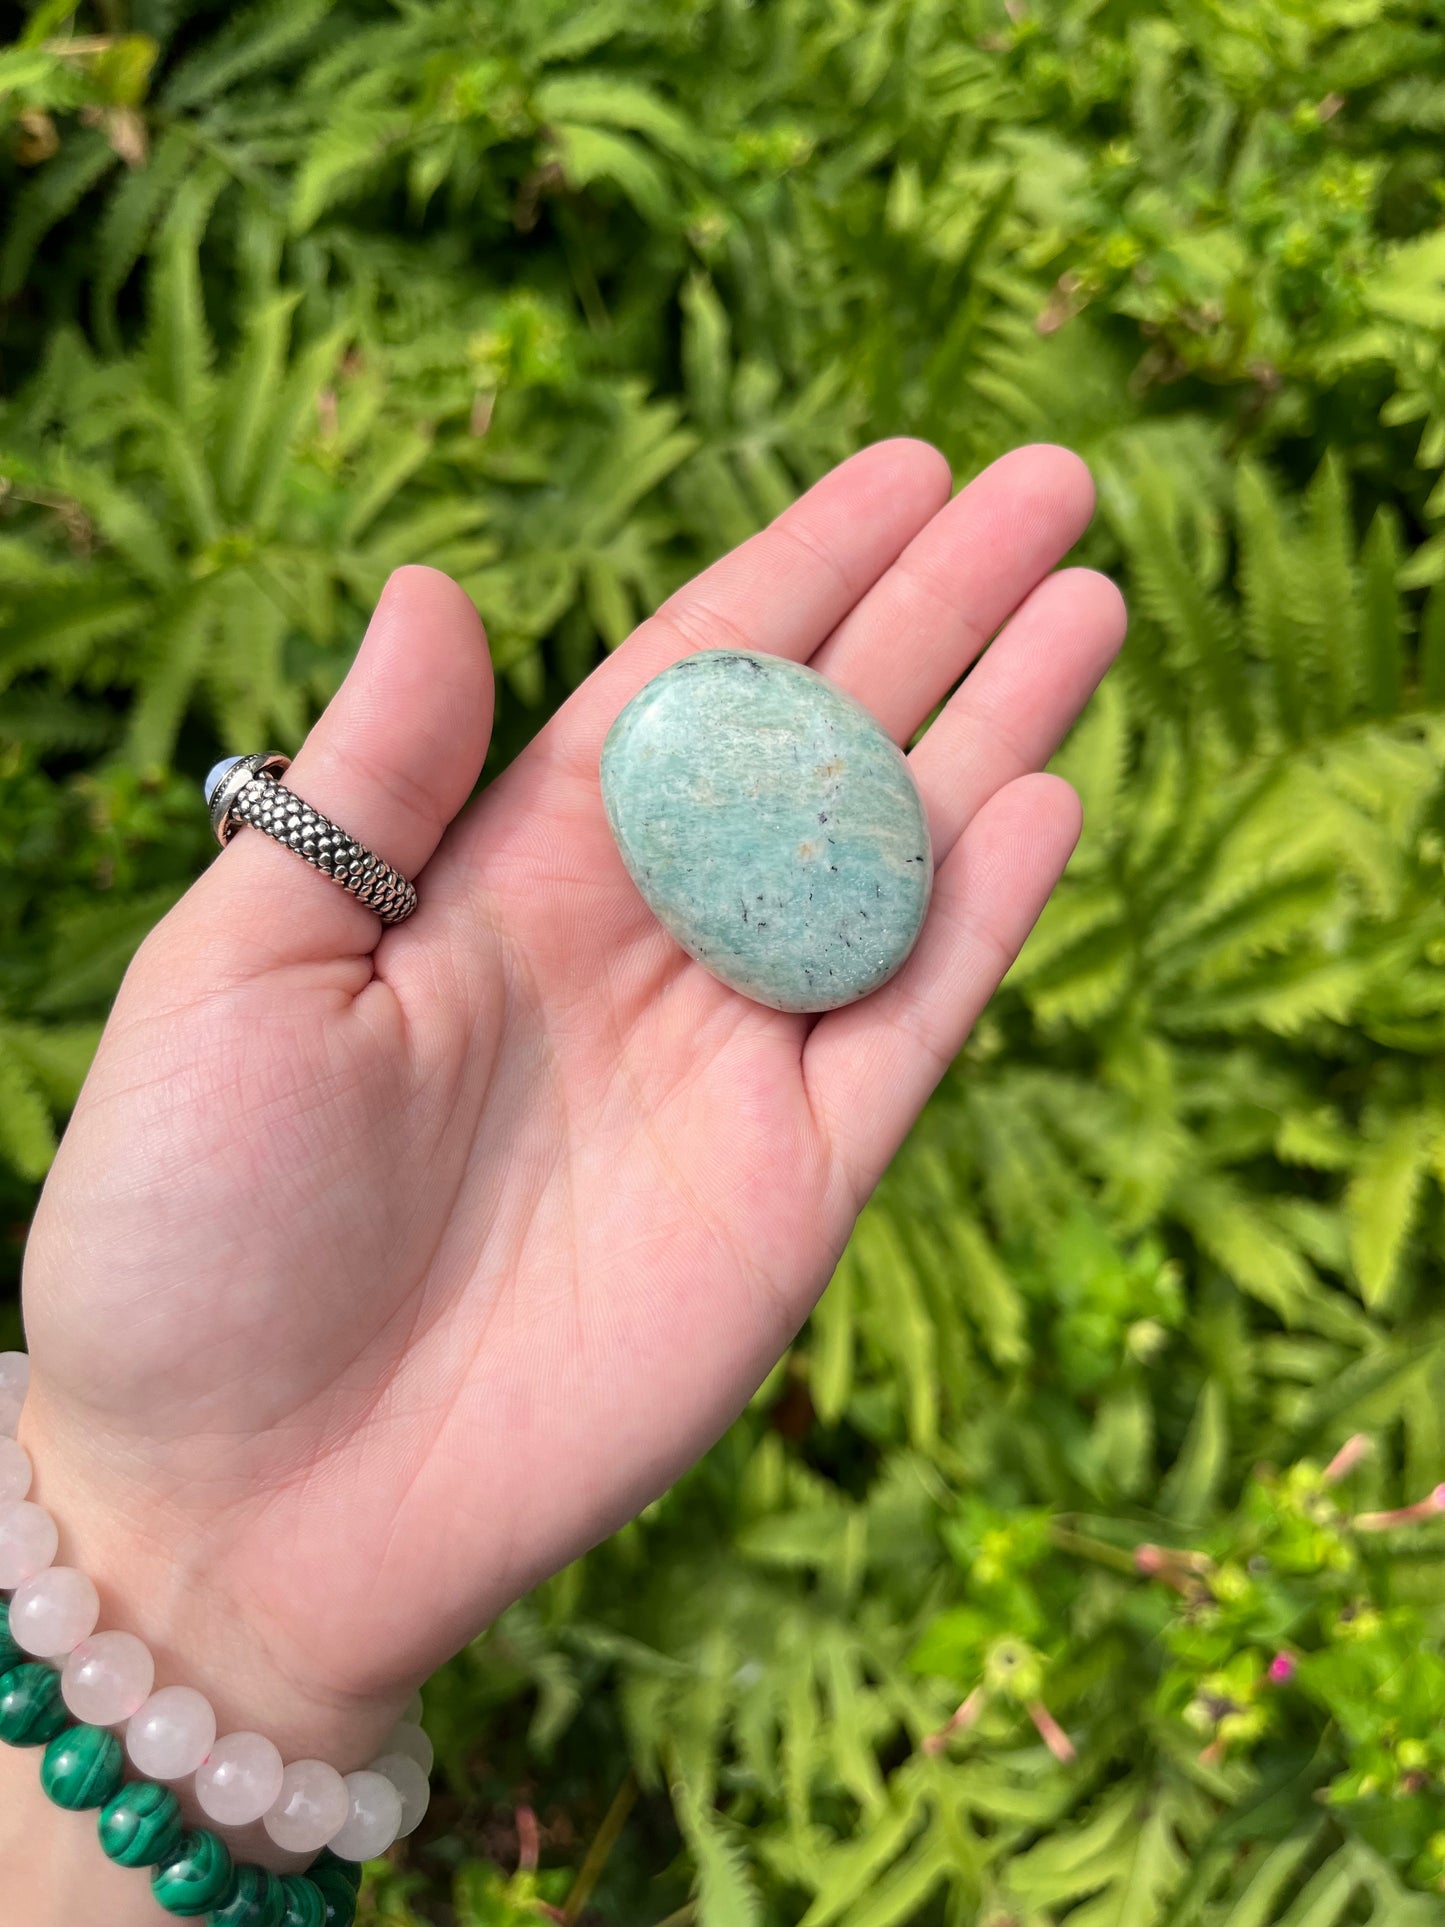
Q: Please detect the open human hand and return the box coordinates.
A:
[17,440,1125,1787]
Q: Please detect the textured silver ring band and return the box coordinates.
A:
[205,752,418,926]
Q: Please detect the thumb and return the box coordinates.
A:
[167,566,493,979]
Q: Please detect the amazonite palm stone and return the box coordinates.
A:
[601,650,933,1013]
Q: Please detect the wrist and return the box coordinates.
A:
[0,1742,173,1927]
[15,1396,408,1873]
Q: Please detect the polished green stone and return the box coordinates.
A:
[151,1828,233,1915]
[601,650,933,1013]
[209,1865,287,1927]
[40,1723,125,1809]
[310,1851,361,1894]
[0,1661,69,1745]
[0,1599,23,1672]
[309,1865,358,1927]
[98,1779,185,1868]
[279,1874,327,1927]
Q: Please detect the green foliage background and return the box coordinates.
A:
[5,2,1445,1921]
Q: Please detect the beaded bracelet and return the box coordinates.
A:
[1,1607,359,1926]
[0,1353,431,1925]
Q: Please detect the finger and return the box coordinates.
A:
[173,567,493,978]
[543,438,953,775]
[804,772,1082,1199]
[807,444,1096,742]
[914,567,1127,860]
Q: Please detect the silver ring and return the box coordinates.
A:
[204,753,418,926]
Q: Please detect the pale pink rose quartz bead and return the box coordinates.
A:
[127,1684,217,1780]
[328,1769,403,1861]
[0,1437,31,1503]
[8,1565,99,1657]
[0,1353,29,1436]
[0,1352,30,1397]
[196,1731,286,1828]
[264,1759,350,1853]
[0,1499,58,1587]
[62,1631,156,1727]
[370,1751,430,1837]
[382,1720,433,1775]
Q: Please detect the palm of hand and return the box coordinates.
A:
[21,442,1123,1724]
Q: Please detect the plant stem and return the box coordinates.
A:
[562,1772,639,1924]
[1049,1523,1140,1575]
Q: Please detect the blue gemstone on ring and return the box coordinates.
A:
[204,757,244,805]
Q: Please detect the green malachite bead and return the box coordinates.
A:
[208,1864,287,1927]
[0,1599,24,1672]
[310,1850,361,1893]
[151,1828,233,1916]
[0,1661,69,1745]
[278,1874,326,1927]
[308,1866,357,1927]
[40,1723,125,1809]
[98,1779,185,1868]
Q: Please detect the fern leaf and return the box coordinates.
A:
[245,326,349,532]
[1215,1834,1321,1927]
[161,0,332,109]
[0,130,117,300]
[950,1211,1029,1368]
[1113,476,1253,751]
[852,1213,937,1449]
[1172,1176,1316,1324]
[1302,457,1360,725]
[534,72,704,161]
[1273,1851,1357,1927]
[1346,1111,1433,1309]
[216,292,302,514]
[553,123,673,223]
[1420,583,1445,704]
[1008,1789,1142,1905]
[1159,1378,1229,1525]
[92,128,194,350]
[1359,508,1405,717]
[834,1832,949,1927]
[339,427,434,544]
[123,587,212,768]
[145,170,224,425]
[0,1025,60,1179]
[682,274,733,431]
[798,1799,926,1927]
[3,1021,101,1107]
[674,1781,762,1927]
[1236,462,1308,741]
[1069,1798,1187,1926]
[811,1246,857,1425]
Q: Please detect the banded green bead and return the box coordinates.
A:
[98,1779,185,1868]
[279,1873,326,1927]
[0,1661,68,1745]
[40,1723,125,1809]
[151,1828,233,1916]
[308,1865,357,1927]
[0,1598,23,1672]
[310,1850,362,1893]
[208,1864,287,1927]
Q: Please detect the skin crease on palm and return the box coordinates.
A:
[6,439,1126,1903]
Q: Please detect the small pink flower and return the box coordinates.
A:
[922,1685,986,1756]
[1268,1652,1297,1685]
[1322,1435,1371,1485]
[1027,1700,1077,1764]
[1354,1485,1445,1531]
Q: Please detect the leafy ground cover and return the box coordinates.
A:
[4,3,1445,1921]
